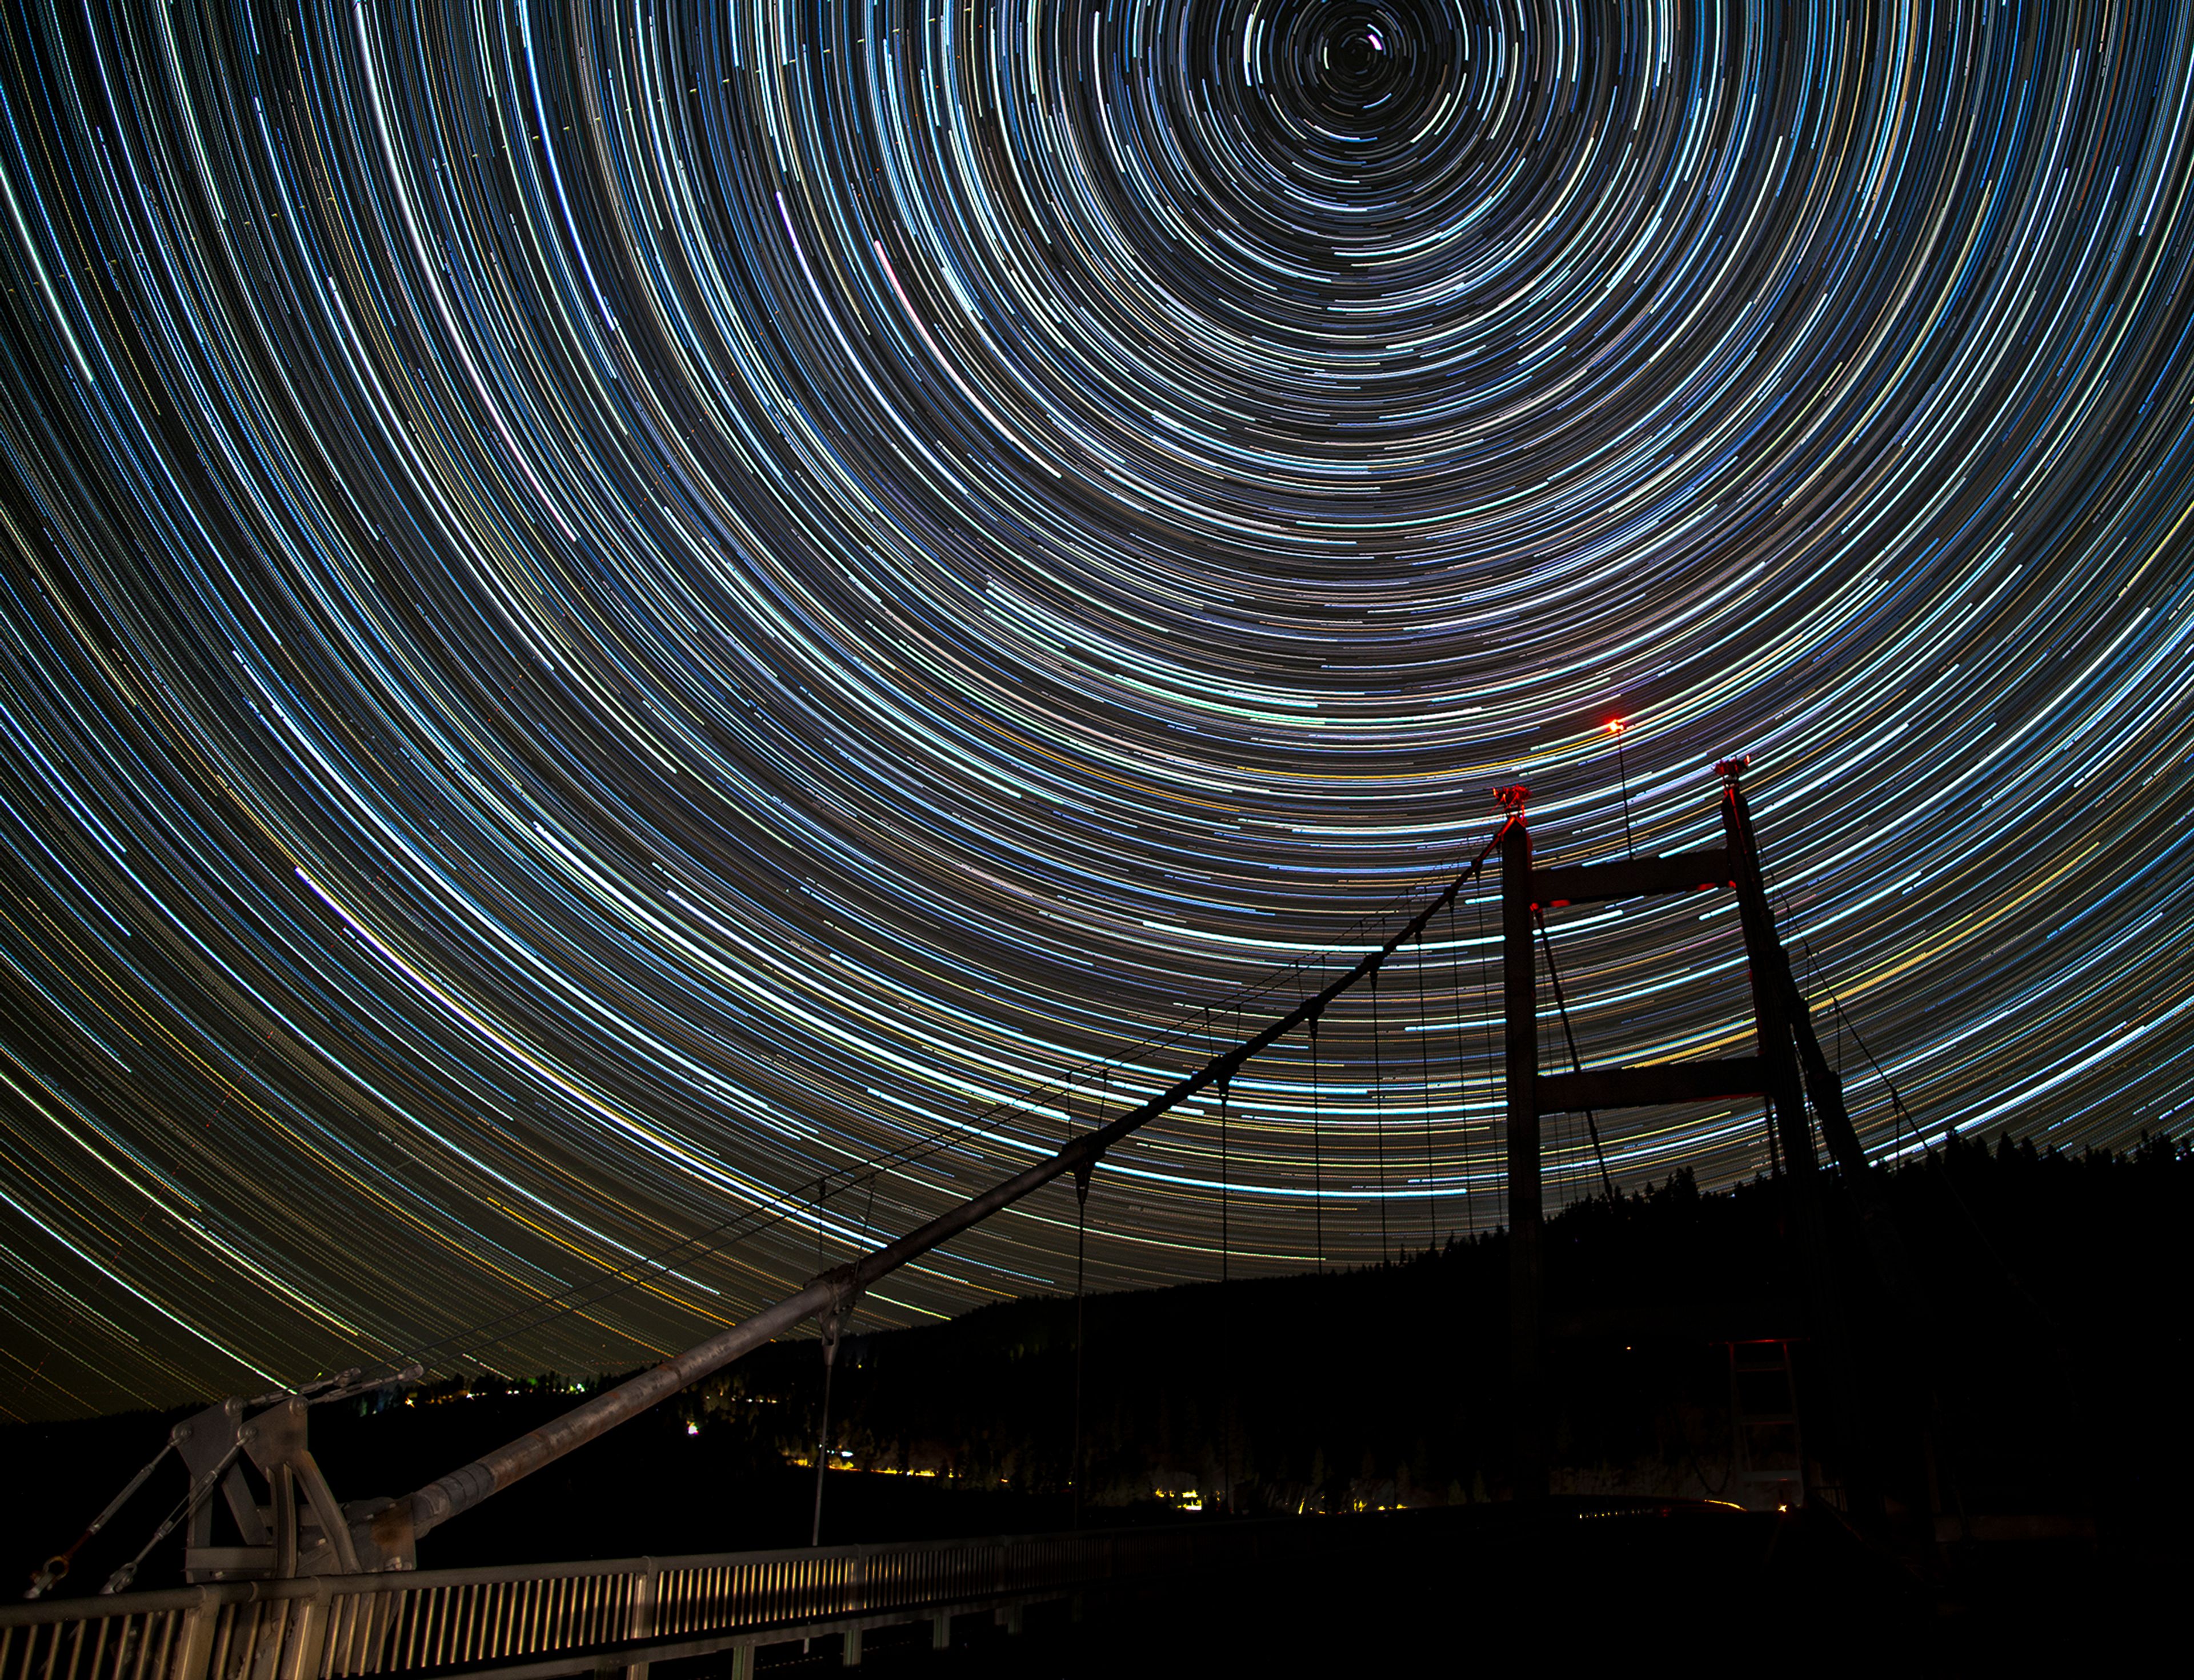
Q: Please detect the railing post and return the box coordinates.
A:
[278,1584,331,1680]
[623,1560,656,1680]
[170,1590,217,1680]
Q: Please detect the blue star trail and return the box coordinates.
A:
[0,1,2189,1417]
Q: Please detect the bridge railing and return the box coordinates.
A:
[0,1522,1327,1680]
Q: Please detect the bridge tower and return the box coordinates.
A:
[1500,762,1871,1510]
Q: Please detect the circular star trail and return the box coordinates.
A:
[1,1,2190,1417]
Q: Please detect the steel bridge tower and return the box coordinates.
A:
[1500,761,1899,1512]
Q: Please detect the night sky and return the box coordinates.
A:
[1,2,2189,1421]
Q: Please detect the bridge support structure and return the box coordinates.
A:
[46,753,1930,1587]
[1500,762,1877,1515]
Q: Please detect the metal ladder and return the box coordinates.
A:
[1727,1338,1807,1510]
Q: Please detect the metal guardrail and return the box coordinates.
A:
[0,1522,1338,1680]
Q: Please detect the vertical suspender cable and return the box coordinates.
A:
[810,1175,835,1547]
[1448,896,1468,1238]
[1203,1006,1226,1285]
[1072,1069,1103,1531]
[1472,881,1495,1238]
[1219,1076,1230,1284]
[1535,909,1616,1202]
[1218,1068,1233,1515]
[810,1330,836,1546]
[1370,962,1389,1266]
[1612,721,1635,859]
[1415,929,1436,1258]
[1310,1007,1324,1274]
[1071,1165,1088,1530]
[1064,1074,1077,1521]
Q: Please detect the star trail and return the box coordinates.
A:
[1,1,2191,1418]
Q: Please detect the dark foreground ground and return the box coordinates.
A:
[632,1501,2173,1674]
[8,1136,2183,1658]
[5,1429,2174,1663]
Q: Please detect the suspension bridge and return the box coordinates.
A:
[6,760,1940,1672]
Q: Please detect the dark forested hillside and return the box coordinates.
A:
[9,1131,2188,1593]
